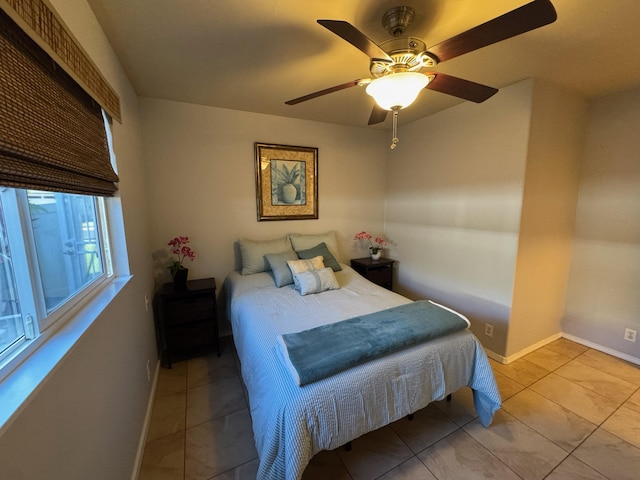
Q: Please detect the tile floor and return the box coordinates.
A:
[138,337,640,480]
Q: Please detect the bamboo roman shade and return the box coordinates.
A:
[0,8,119,196]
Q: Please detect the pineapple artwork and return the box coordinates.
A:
[271,159,306,205]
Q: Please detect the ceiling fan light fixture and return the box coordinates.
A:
[365,72,429,110]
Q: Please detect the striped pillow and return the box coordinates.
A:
[293,267,340,296]
[287,256,325,290]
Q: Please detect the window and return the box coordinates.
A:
[0,188,112,362]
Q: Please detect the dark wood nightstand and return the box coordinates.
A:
[154,277,219,368]
[350,257,395,290]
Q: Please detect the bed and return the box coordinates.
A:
[226,239,501,480]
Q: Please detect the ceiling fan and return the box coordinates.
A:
[285,0,557,148]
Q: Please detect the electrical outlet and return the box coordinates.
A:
[144,294,150,312]
[146,360,152,382]
[624,328,637,343]
[484,323,494,338]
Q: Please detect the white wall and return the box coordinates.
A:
[564,85,640,358]
[385,80,534,354]
[141,98,389,305]
[0,1,157,478]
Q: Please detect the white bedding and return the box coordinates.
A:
[226,264,501,480]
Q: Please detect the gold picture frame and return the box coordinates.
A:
[254,143,318,221]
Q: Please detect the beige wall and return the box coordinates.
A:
[564,85,640,358]
[508,81,588,356]
[0,1,157,478]
[140,98,389,299]
[385,79,534,354]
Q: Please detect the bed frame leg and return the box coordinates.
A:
[344,441,352,452]
[407,413,414,421]
[446,394,452,402]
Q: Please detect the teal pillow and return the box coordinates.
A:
[265,250,299,287]
[296,242,342,272]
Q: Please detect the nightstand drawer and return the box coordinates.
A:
[163,295,214,325]
[170,321,216,351]
[153,277,219,368]
[350,257,395,290]
[365,265,392,287]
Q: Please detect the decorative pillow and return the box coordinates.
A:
[295,242,342,272]
[238,236,293,275]
[265,250,299,287]
[286,255,325,277]
[293,267,340,296]
[289,231,340,261]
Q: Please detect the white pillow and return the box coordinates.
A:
[286,255,325,277]
[239,236,293,275]
[293,267,340,296]
[289,231,340,261]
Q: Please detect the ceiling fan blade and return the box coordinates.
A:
[317,20,393,62]
[429,0,557,63]
[285,79,363,105]
[368,104,388,125]
[426,73,498,103]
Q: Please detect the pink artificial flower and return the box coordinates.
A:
[168,236,196,267]
[354,231,387,252]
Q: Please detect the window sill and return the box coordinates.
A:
[0,275,132,433]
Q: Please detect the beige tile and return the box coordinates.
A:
[302,450,351,480]
[211,458,260,480]
[602,406,640,449]
[576,349,640,386]
[545,455,609,480]
[336,425,413,480]
[377,457,437,480]
[492,369,526,401]
[544,338,589,359]
[390,403,459,454]
[464,409,567,480]
[433,386,477,426]
[419,429,521,480]
[156,361,188,397]
[139,430,185,480]
[555,359,636,404]
[574,428,640,480]
[187,350,239,388]
[524,346,573,371]
[624,388,640,414]
[147,391,186,441]
[503,389,596,451]
[490,358,550,386]
[530,373,619,424]
[186,376,247,428]
[185,408,257,480]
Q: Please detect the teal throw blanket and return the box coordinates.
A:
[279,300,469,386]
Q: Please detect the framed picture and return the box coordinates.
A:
[254,143,318,221]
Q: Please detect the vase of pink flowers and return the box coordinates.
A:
[354,231,387,260]
[168,236,196,289]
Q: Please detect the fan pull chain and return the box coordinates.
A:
[390,107,400,149]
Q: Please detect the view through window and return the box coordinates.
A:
[0,189,112,362]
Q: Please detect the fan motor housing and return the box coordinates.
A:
[370,37,437,78]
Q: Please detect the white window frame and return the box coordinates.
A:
[0,188,113,368]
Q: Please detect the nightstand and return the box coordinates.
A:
[350,257,395,290]
[154,277,219,368]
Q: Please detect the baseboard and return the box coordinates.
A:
[130,359,160,480]
[484,332,562,364]
[484,331,640,366]
[561,333,640,366]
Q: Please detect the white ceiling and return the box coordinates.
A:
[85,0,640,129]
